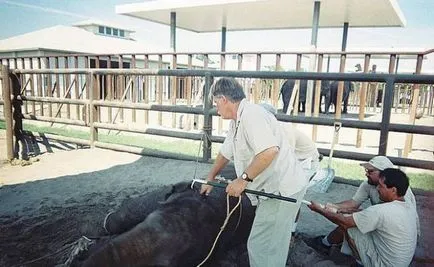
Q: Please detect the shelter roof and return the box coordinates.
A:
[73,19,136,33]
[0,25,164,54]
[115,0,406,33]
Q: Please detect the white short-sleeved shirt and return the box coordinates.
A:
[220,99,306,205]
[352,181,420,236]
[284,123,320,161]
[353,200,418,267]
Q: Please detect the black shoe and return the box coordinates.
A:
[305,235,331,255]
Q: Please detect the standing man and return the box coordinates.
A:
[311,155,419,251]
[308,168,418,267]
[200,77,306,266]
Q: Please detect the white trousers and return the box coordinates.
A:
[247,190,303,267]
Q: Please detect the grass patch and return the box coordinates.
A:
[1,119,432,191]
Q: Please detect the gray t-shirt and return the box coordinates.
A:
[352,181,420,236]
[353,200,418,267]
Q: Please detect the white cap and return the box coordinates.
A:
[360,156,393,170]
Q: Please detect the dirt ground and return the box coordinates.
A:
[0,129,433,266]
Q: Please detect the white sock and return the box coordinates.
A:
[292,222,298,233]
[340,239,352,255]
[322,235,332,247]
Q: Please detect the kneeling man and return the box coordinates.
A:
[308,168,418,267]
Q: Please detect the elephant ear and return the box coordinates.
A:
[163,182,190,201]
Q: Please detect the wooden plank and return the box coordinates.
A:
[356,54,371,148]
[289,54,302,116]
[45,57,53,117]
[37,57,44,116]
[157,54,163,126]
[403,54,423,157]
[29,58,35,115]
[74,56,80,119]
[131,54,137,123]
[1,65,14,160]
[107,56,113,123]
[335,54,346,119]
[272,53,281,106]
[311,53,323,142]
[144,54,149,125]
[171,54,177,128]
[64,56,71,119]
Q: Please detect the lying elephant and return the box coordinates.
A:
[69,181,255,267]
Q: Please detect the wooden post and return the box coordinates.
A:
[403,54,423,157]
[184,54,193,131]
[312,53,323,141]
[335,54,346,119]
[45,57,53,117]
[29,58,35,115]
[64,56,71,119]
[386,54,397,115]
[290,54,302,115]
[356,54,371,148]
[1,65,14,160]
[107,56,113,123]
[157,54,163,126]
[144,54,149,125]
[171,54,177,128]
[20,58,28,115]
[254,53,261,104]
[131,54,137,123]
[119,55,124,122]
[36,57,43,116]
[89,73,99,146]
[74,56,80,120]
[272,54,281,106]
[202,73,213,162]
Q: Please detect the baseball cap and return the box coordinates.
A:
[360,156,393,170]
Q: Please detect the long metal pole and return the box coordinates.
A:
[306,1,321,116]
[221,26,227,52]
[341,22,349,52]
[170,12,176,52]
[192,179,297,203]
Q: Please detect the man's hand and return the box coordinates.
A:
[325,203,339,213]
[225,178,248,197]
[200,184,213,196]
[307,201,325,213]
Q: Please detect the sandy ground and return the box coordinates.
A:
[0,130,433,266]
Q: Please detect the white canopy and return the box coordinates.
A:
[116,0,406,33]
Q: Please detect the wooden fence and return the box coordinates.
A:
[1,66,433,170]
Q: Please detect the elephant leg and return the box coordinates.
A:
[343,98,349,114]
[283,99,289,114]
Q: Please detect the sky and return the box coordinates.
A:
[0,0,433,71]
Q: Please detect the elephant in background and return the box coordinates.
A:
[280,79,330,114]
[324,81,354,114]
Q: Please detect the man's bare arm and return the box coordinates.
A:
[244,146,279,180]
[309,201,357,229]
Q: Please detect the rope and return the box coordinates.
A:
[196,194,242,267]
[9,237,83,267]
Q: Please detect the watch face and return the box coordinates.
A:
[242,173,248,179]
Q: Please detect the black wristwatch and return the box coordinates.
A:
[241,172,253,182]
